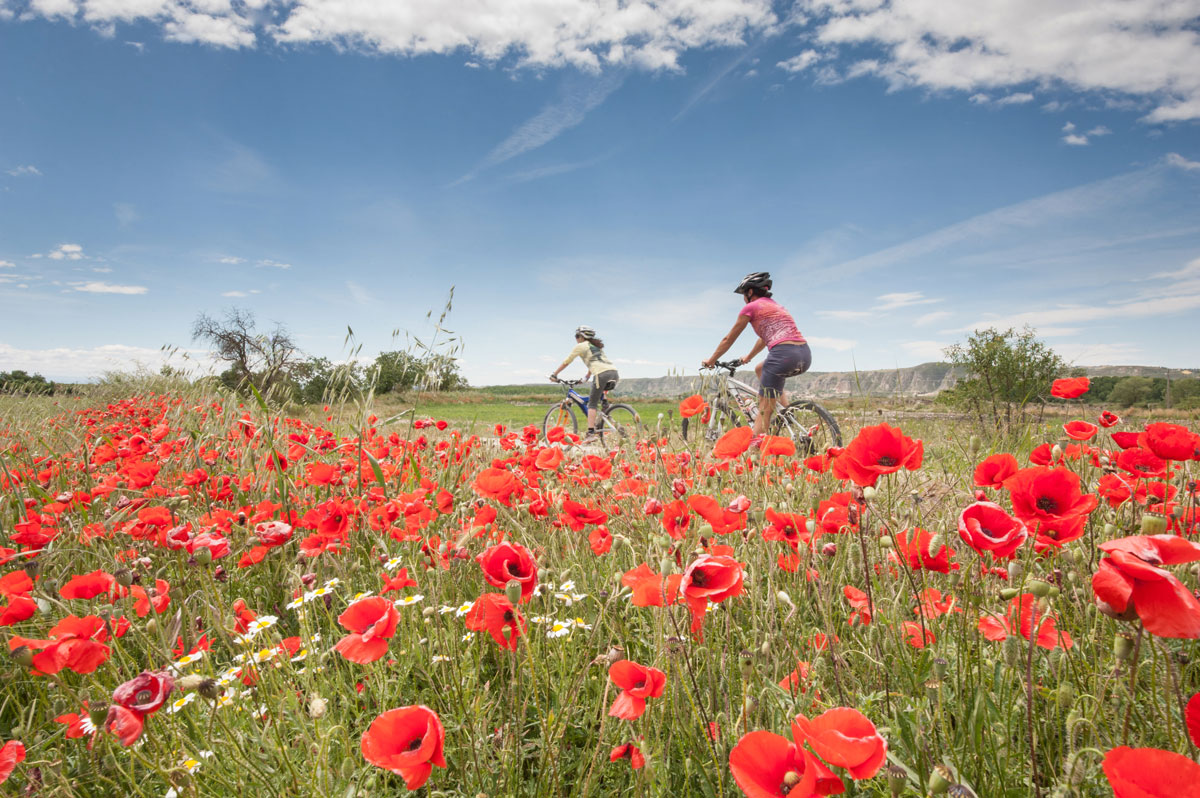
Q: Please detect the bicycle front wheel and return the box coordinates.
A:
[680,401,748,443]
[597,403,641,445]
[543,402,578,440]
[774,400,842,454]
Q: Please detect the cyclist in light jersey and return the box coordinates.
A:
[550,325,619,441]
[702,272,812,439]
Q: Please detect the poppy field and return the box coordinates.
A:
[0,380,1199,798]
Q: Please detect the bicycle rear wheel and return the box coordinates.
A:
[543,402,578,440]
[680,401,749,443]
[774,400,842,454]
[597,403,641,445]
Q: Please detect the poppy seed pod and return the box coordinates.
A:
[887,763,909,796]
[194,547,212,565]
[114,568,134,587]
[949,785,979,798]
[10,645,32,668]
[862,486,877,501]
[1003,636,1021,665]
[504,580,522,606]
[1140,514,1168,535]
[1113,634,1134,662]
[929,764,953,794]
[198,679,220,700]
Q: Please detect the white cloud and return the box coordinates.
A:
[1087,125,1112,137]
[1062,121,1076,132]
[805,335,857,352]
[995,92,1034,106]
[899,340,949,361]
[816,309,873,321]
[218,255,245,264]
[874,291,939,311]
[42,243,85,260]
[1167,152,1200,171]
[455,73,623,184]
[114,202,139,226]
[346,280,372,305]
[797,0,1200,121]
[221,289,249,297]
[778,50,821,73]
[0,260,13,268]
[1062,133,1089,146]
[5,164,40,176]
[71,281,148,294]
[13,0,777,68]
[914,310,952,327]
[256,258,291,269]
[0,341,216,381]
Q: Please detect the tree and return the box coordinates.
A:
[372,351,468,394]
[290,356,366,404]
[1107,376,1155,408]
[0,370,54,395]
[192,308,305,395]
[943,327,1065,429]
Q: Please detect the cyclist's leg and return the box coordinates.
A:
[758,344,810,434]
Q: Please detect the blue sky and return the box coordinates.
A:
[1,0,1199,385]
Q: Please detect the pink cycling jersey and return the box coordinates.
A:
[738,297,807,349]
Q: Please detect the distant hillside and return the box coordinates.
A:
[484,363,1198,400]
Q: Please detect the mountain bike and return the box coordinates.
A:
[680,360,841,453]
[544,377,641,444]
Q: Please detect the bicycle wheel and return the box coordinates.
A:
[543,402,578,440]
[774,400,842,454]
[597,403,641,445]
[680,401,748,443]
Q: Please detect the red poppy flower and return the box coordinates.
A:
[890,527,958,573]
[476,542,538,603]
[914,588,960,619]
[0,571,36,627]
[534,447,564,470]
[130,579,171,617]
[380,569,417,595]
[1139,422,1200,461]
[464,593,526,650]
[729,731,840,798]
[560,499,609,530]
[660,499,691,540]
[104,705,145,747]
[1092,535,1200,638]
[835,423,923,487]
[1116,448,1168,479]
[0,740,25,785]
[608,660,667,720]
[681,554,744,636]
[978,594,1072,650]
[1102,746,1200,797]
[609,743,645,769]
[688,494,747,536]
[588,526,612,555]
[472,467,522,506]
[58,569,116,600]
[843,585,873,626]
[1111,431,1141,450]
[679,395,708,419]
[1098,410,1121,428]
[1187,693,1200,749]
[792,707,887,779]
[1051,377,1089,399]
[901,620,936,649]
[9,614,111,675]
[957,500,1028,559]
[973,453,1018,489]
[713,426,755,459]
[760,436,795,456]
[334,597,401,663]
[112,670,174,715]
[360,705,446,790]
[1062,420,1098,441]
[1004,466,1098,547]
[621,564,682,607]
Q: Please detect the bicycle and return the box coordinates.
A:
[680,360,841,453]
[544,376,641,444]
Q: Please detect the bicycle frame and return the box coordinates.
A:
[552,379,609,415]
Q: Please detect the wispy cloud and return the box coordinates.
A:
[874,291,939,311]
[675,43,762,122]
[453,73,624,185]
[221,289,261,297]
[114,202,139,227]
[32,243,86,260]
[256,259,291,270]
[71,281,148,295]
[1167,152,1200,171]
[0,260,14,268]
[0,341,215,381]
[914,310,952,327]
[816,309,873,321]
[218,256,245,264]
[5,164,40,177]
[900,340,949,360]
[504,153,610,184]
[806,335,857,352]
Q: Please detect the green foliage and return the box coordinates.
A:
[0,369,55,395]
[372,350,468,394]
[943,327,1065,429]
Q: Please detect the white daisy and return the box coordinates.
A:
[394,594,425,607]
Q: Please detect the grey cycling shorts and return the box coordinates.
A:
[759,343,811,398]
[590,369,619,407]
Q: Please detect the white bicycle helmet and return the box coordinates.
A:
[574,325,597,339]
[734,272,772,295]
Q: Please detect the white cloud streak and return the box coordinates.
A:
[5,164,41,176]
[71,281,148,294]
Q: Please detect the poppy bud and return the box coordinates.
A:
[605,646,624,665]
[1003,636,1021,665]
[177,674,206,692]
[862,486,877,501]
[504,580,523,606]
[776,590,794,610]
[742,695,756,715]
[929,764,953,794]
[697,523,714,537]
[887,763,908,796]
[968,435,981,455]
[10,645,32,668]
[1140,514,1168,536]
[999,587,1019,600]
[195,548,213,565]
[1007,561,1024,581]
[879,535,894,549]
[948,571,961,588]
[308,696,327,719]
[926,534,944,558]
[1056,683,1074,709]
[22,558,40,579]
[1113,634,1134,662]
[1051,444,1063,462]
[759,639,771,657]
[1029,580,1052,598]
[339,757,355,780]
[821,542,837,557]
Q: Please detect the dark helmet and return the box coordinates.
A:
[734,271,772,295]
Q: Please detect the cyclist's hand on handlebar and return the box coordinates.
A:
[548,374,559,383]
[701,358,716,369]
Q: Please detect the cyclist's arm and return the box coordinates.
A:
[703,316,751,367]
[551,343,586,379]
[742,337,767,364]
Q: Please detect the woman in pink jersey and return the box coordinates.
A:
[702,272,811,437]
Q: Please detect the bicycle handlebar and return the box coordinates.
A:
[549,375,588,387]
[702,359,744,374]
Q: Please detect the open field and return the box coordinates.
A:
[0,381,1197,797]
